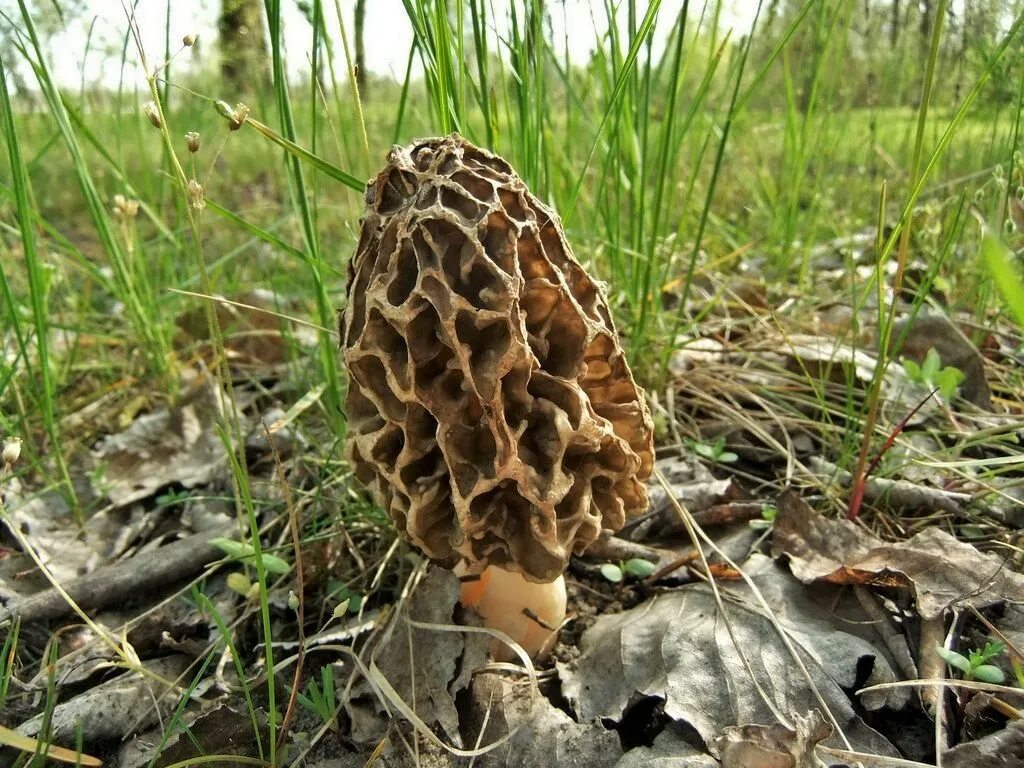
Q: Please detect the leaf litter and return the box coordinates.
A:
[3,254,1024,766]
[773,491,1024,620]
[558,554,901,758]
[91,376,230,507]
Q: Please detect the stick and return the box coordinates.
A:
[0,524,235,625]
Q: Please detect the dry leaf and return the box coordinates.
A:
[16,655,191,745]
[942,718,1024,768]
[712,710,832,768]
[344,567,487,746]
[466,671,623,768]
[175,289,316,370]
[0,490,161,606]
[773,492,1024,619]
[558,555,899,757]
[116,703,266,768]
[755,333,939,426]
[615,724,718,767]
[891,311,992,409]
[92,379,227,506]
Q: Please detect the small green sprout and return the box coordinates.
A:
[295,665,338,731]
[935,641,1006,684]
[691,436,738,464]
[902,348,964,401]
[155,488,190,509]
[750,503,778,531]
[600,558,657,583]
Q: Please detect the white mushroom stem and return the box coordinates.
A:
[455,563,567,662]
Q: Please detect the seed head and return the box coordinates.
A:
[182,33,197,47]
[187,178,206,210]
[228,103,250,131]
[3,437,22,466]
[185,131,201,153]
[112,194,140,218]
[143,101,162,129]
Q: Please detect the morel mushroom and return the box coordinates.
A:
[342,134,654,657]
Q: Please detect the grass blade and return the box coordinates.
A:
[0,46,78,511]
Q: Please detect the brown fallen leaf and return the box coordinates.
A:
[754,332,919,393]
[773,491,1024,619]
[465,672,624,768]
[116,703,267,768]
[772,491,883,572]
[92,378,228,506]
[343,567,489,747]
[941,718,1024,768]
[712,710,832,768]
[559,554,900,757]
[0,486,148,586]
[15,654,192,746]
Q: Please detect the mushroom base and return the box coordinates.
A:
[455,563,567,662]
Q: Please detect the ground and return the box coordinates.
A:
[3,2,1024,766]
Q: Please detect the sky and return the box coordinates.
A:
[12,1,758,91]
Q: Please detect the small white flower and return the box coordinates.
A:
[2,437,22,465]
[143,101,162,129]
[187,178,206,210]
[228,103,250,131]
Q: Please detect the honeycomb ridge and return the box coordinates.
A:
[342,134,654,582]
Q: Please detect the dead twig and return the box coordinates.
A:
[0,523,235,625]
[691,501,766,526]
[583,530,676,568]
[812,456,972,515]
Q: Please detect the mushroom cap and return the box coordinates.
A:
[342,134,654,583]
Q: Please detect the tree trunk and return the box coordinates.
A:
[890,0,900,48]
[218,0,269,94]
[355,0,367,95]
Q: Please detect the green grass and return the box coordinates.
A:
[0,48,77,512]
[2,0,1024,761]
